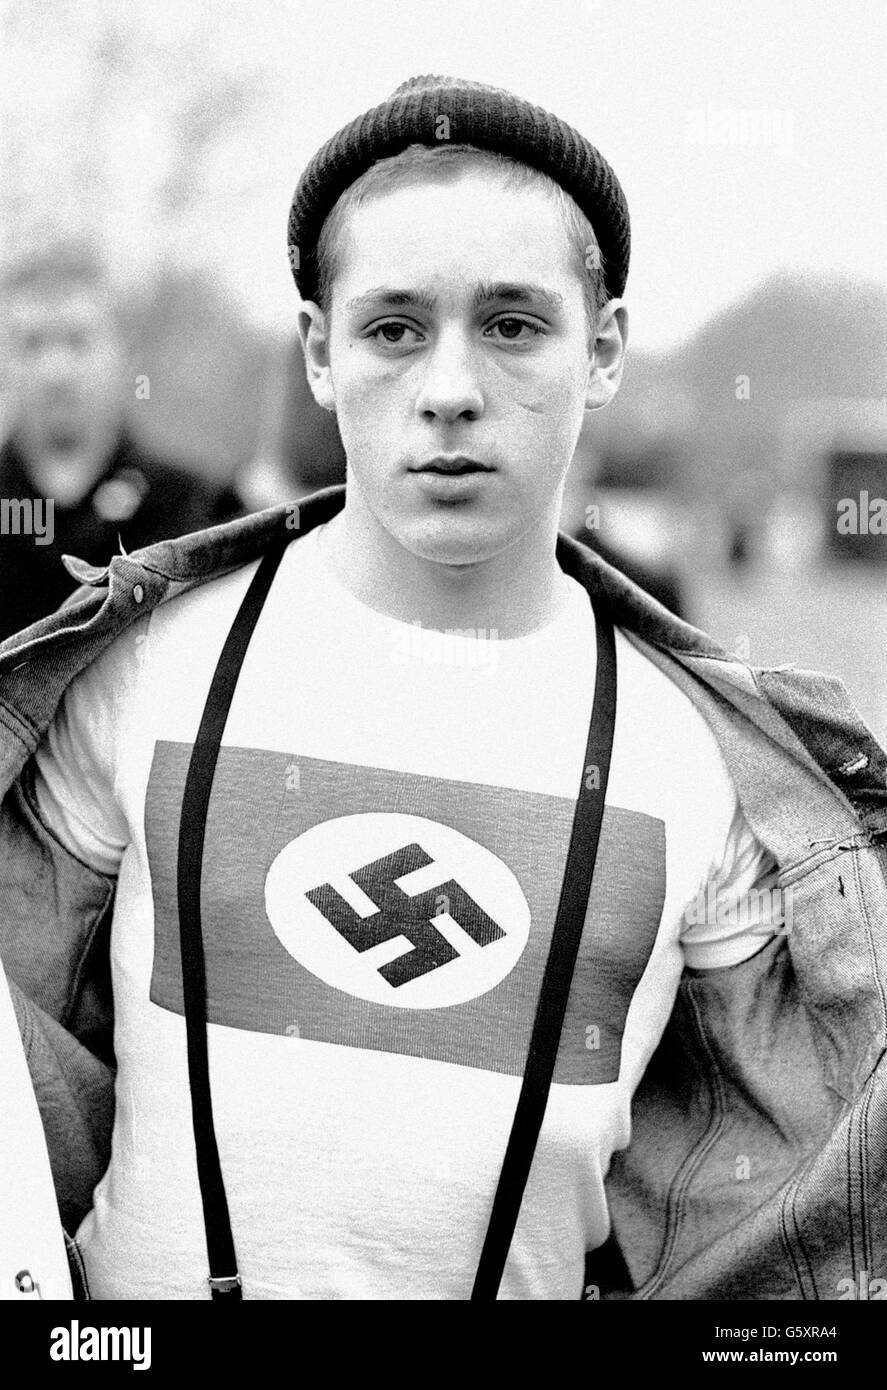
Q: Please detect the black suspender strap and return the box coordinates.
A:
[471,598,617,1299]
[177,542,617,1302]
[176,538,289,1300]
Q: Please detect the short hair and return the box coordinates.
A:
[315,143,608,341]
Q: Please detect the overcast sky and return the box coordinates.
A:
[4,0,886,351]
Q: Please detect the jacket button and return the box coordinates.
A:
[132,584,145,604]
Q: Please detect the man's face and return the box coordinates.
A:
[314,170,602,566]
[4,281,125,468]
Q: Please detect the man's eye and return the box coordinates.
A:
[488,317,543,342]
[368,322,418,345]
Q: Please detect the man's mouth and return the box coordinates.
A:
[412,457,493,475]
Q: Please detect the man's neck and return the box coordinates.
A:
[317,497,571,639]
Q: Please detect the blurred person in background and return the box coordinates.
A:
[0,238,241,641]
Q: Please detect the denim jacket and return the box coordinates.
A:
[2,482,886,1300]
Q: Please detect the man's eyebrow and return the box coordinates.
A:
[345,287,438,313]
[345,283,567,315]
[472,282,566,314]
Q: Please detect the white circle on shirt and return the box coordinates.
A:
[264,812,530,1008]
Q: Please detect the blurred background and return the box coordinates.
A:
[1,0,886,736]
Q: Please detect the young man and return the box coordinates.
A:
[1,76,885,1302]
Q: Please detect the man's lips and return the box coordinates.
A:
[410,457,494,475]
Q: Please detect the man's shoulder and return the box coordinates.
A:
[556,529,729,662]
[561,533,887,823]
[123,484,337,583]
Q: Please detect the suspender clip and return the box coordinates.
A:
[208,1273,242,1295]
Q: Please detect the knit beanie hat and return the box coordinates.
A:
[287,74,630,304]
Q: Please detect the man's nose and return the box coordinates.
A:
[414,329,484,423]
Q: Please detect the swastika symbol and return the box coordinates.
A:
[305,842,505,987]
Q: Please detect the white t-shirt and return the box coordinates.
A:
[32,523,780,1300]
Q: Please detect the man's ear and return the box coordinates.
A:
[585,299,628,411]
[297,301,336,412]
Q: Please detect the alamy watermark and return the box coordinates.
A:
[836,491,887,535]
[390,620,500,669]
[683,880,794,936]
[50,1321,151,1369]
[1,497,54,545]
[684,104,795,154]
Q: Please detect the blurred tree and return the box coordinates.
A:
[0,0,272,279]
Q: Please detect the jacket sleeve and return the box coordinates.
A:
[6,973,114,1236]
[0,763,117,1064]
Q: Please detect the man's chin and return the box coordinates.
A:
[398,516,512,569]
